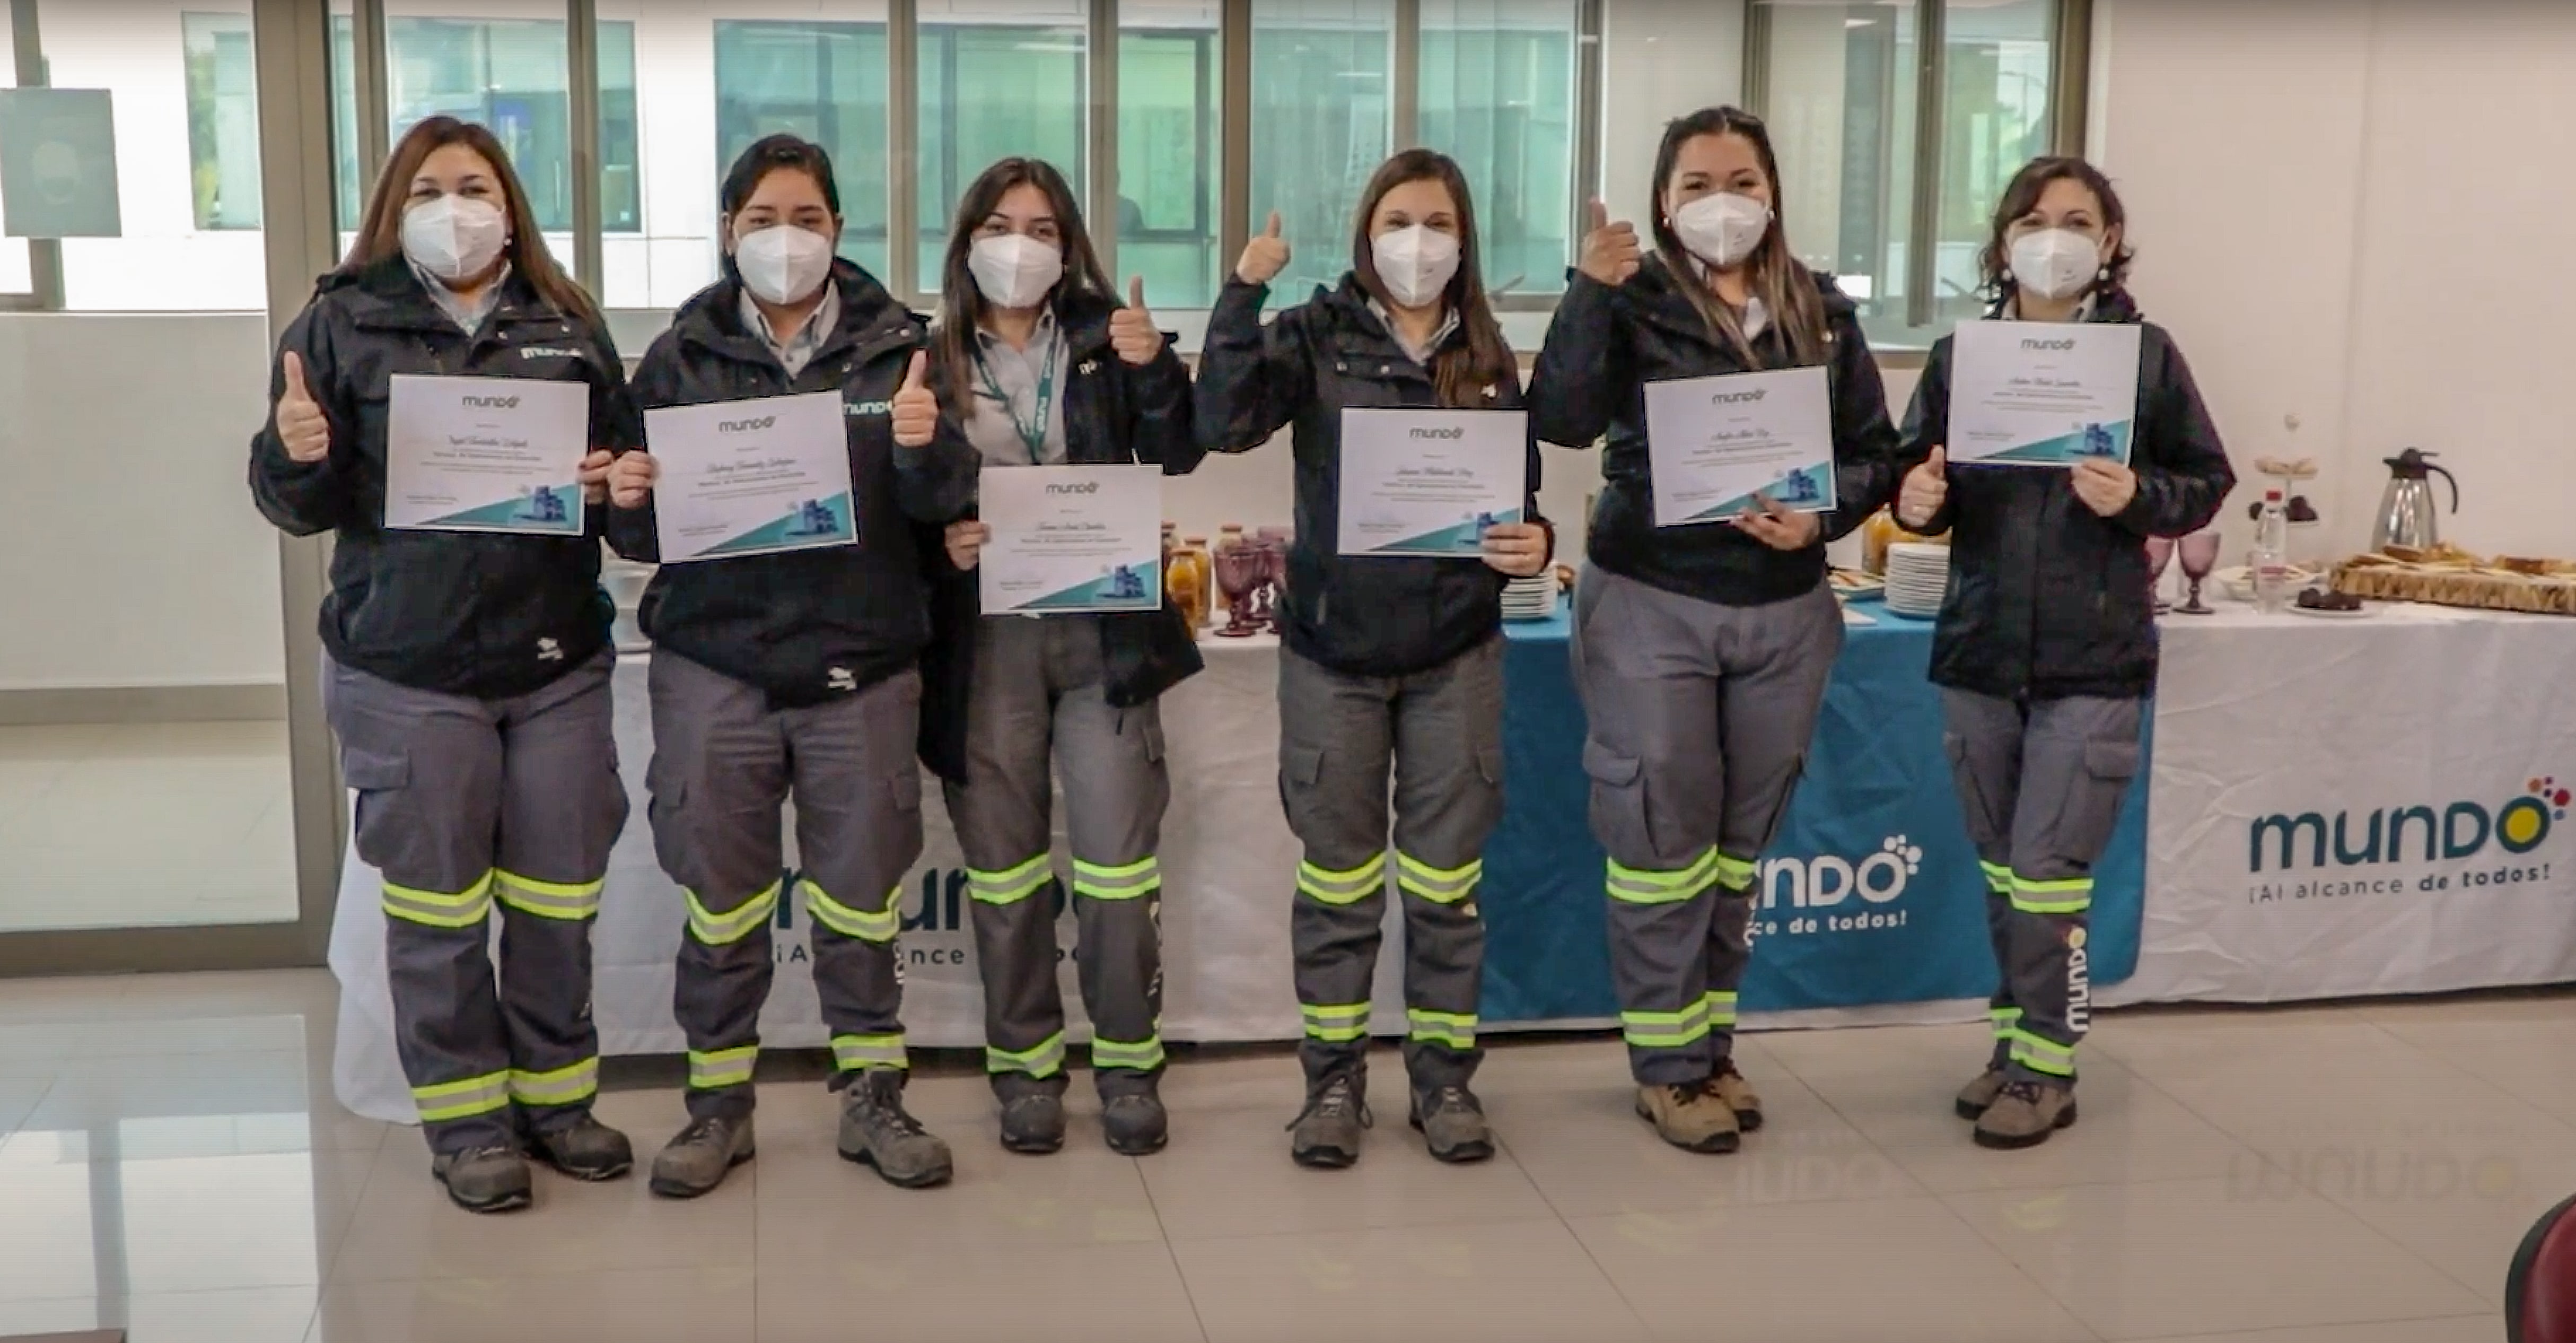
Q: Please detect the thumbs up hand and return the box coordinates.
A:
[891,349,939,449]
[1897,447,1948,530]
[1235,211,1292,287]
[276,352,332,464]
[1110,276,1165,366]
[1578,199,1642,287]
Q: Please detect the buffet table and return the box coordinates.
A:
[332,606,2148,1122]
[2100,601,2576,1006]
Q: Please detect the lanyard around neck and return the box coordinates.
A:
[974,329,1061,464]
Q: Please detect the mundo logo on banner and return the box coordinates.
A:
[1753,835,1924,939]
[2244,776,2566,904]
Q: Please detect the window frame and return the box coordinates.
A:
[1742,0,2093,356]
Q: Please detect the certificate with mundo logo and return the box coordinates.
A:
[383,374,591,535]
[644,391,854,563]
[979,464,1164,615]
[1335,407,1527,557]
[1643,365,1836,525]
[1946,319,2142,467]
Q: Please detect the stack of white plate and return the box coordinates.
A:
[1503,574,1559,622]
[1884,543,1952,618]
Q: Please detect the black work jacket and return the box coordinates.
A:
[608,263,977,713]
[1191,274,1549,678]
[1898,289,2236,701]
[249,255,637,700]
[1529,258,1901,607]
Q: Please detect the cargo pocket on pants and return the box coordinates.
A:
[1582,740,1660,868]
[2050,739,2139,868]
[342,747,415,875]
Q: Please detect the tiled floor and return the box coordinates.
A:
[0,969,2548,1342]
[0,722,296,932]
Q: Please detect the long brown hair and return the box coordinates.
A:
[931,156,1117,409]
[1348,149,1516,409]
[1978,155,2136,304]
[341,116,599,326]
[1647,107,1827,369]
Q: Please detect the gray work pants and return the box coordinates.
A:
[645,651,924,1121]
[325,651,627,1156]
[1571,569,1843,1087]
[943,615,1169,1099]
[1280,637,1504,1096]
[1941,689,2142,1088]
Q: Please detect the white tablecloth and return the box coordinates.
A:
[2103,603,2576,1005]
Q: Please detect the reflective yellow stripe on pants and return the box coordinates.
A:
[413,1070,511,1123]
[494,869,604,921]
[509,1057,600,1106]
[803,879,901,943]
[688,1045,758,1090]
[382,871,495,930]
[685,880,778,946]
[1298,853,1387,905]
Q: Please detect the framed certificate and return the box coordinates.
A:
[979,464,1165,614]
[1946,319,2143,467]
[384,374,590,535]
[1335,407,1526,557]
[1642,365,1836,526]
[644,391,855,562]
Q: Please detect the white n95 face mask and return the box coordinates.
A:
[1671,192,1772,269]
[1371,224,1462,308]
[734,225,836,306]
[2009,228,2102,302]
[969,233,1066,310]
[401,195,510,282]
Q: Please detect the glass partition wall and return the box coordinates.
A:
[12,0,2096,975]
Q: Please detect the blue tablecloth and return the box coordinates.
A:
[1479,606,2147,1022]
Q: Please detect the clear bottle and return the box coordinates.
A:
[2251,489,2292,613]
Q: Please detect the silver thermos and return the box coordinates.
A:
[2369,448,2459,551]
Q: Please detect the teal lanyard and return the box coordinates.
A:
[975,332,1061,464]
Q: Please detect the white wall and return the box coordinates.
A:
[2094,0,2576,563]
[0,314,284,690]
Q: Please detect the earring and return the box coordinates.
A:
[2097,265,2111,282]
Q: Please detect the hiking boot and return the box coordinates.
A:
[1635,1081,1740,1154]
[1408,1085,1495,1164]
[837,1070,955,1189]
[1706,1059,1764,1132]
[1101,1092,1170,1156]
[1974,1080,2078,1150]
[431,1145,533,1214]
[998,1092,1067,1155]
[1954,1065,2010,1120]
[1287,1071,1371,1169]
[649,1115,756,1199]
[527,1113,633,1182]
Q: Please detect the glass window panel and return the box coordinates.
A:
[1417,0,1578,300]
[182,12,263,231]
[1755,0,2061,347]
[712,15,892,280]
[1936,0,2055,316]
[1249,0,1393,310]
[0,0,25,294]
[916,0,1087,289]
[332,12,642,238]
[1118,1,1220,308]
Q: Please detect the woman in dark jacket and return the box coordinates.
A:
[1196,148,1553,1170]
[1893,155,2232,1150]
[925,156,1201,1159]
[1528,106,1903,1155]
[602,135,977,1198]
[250,116,636,1214]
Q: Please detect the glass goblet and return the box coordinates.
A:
[2144,536,2176,615]
[1214,544,1264,637]
[2175,530,2223,615]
